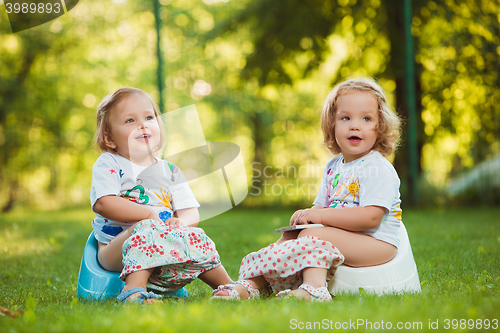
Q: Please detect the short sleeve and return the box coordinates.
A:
[313,164,331,208]
[163,162,200,211]
[90,153,121,208]
[358,161,398,212]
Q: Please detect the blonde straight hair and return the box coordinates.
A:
[93,87,165,155]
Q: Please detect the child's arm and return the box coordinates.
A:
[164,207,199,227]
[290,205,385,232]
[93,195,162,223]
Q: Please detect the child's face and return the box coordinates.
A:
[105,94,161,165]
[334,91,379,163]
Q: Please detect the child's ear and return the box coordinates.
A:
[104,131,117,150]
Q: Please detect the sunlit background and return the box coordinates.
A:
[0,0,499,211]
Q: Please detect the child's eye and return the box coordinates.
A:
[363,117,371,121]
[146,116,154,121]
[341,116,350,121]
[126,119,134,123]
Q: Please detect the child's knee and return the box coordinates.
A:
[278,230,300,243]
[298,226,344,240]
[298,227,324,239]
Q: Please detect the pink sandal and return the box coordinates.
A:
[276,283,332,302]
[211,280,260,300]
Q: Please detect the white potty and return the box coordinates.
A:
[328,222,421,296]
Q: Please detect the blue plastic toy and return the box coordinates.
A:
[77,231,188,300]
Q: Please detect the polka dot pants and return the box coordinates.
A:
[238,236,344,293]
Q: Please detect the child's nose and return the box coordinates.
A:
[349,120,360,130]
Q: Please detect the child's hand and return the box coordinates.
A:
[290,209,319,226]
[290,209,304,226]
[145,210,163,224]
[290,209,310,226]
[163,217,184,226]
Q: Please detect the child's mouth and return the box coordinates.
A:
[136,134,151,140]
[348,136,362,144]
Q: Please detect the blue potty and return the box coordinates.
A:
[77,231,188,300]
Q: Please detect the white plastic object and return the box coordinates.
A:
[328,222,421,296]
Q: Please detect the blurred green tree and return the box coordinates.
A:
[205,0,425,202]
[0,1,161,210]
[0,24,63,211]
[414,0,500,186]
[0,0,498,210]
[205,0,500,204]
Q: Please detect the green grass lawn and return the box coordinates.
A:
[0,206,499,332]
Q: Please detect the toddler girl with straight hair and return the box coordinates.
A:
[212,77,402,301]
[91,87,232,304]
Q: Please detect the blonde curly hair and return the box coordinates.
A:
[93,87,165,155]
[321,77,401,157]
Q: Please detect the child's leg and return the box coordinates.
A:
[298,227,397,267]
[96,223,162,304]
[278,267,330,301]
[121,268,162,304]
[280,227,396,300]
[213,234,344,300]
[97,224,138,272]
[198,265,232,289]
[275,230,300,244]
[302,267,328,289]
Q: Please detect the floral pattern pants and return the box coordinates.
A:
[120,219,221,293]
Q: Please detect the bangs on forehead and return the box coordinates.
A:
[335,89,381,114]
[94,87,165,153]
[340,85,381,101]
[321,77,401,157]
[115,92,161,117]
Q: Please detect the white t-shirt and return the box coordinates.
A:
[313,151,402,248]
[90,152,200,244]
